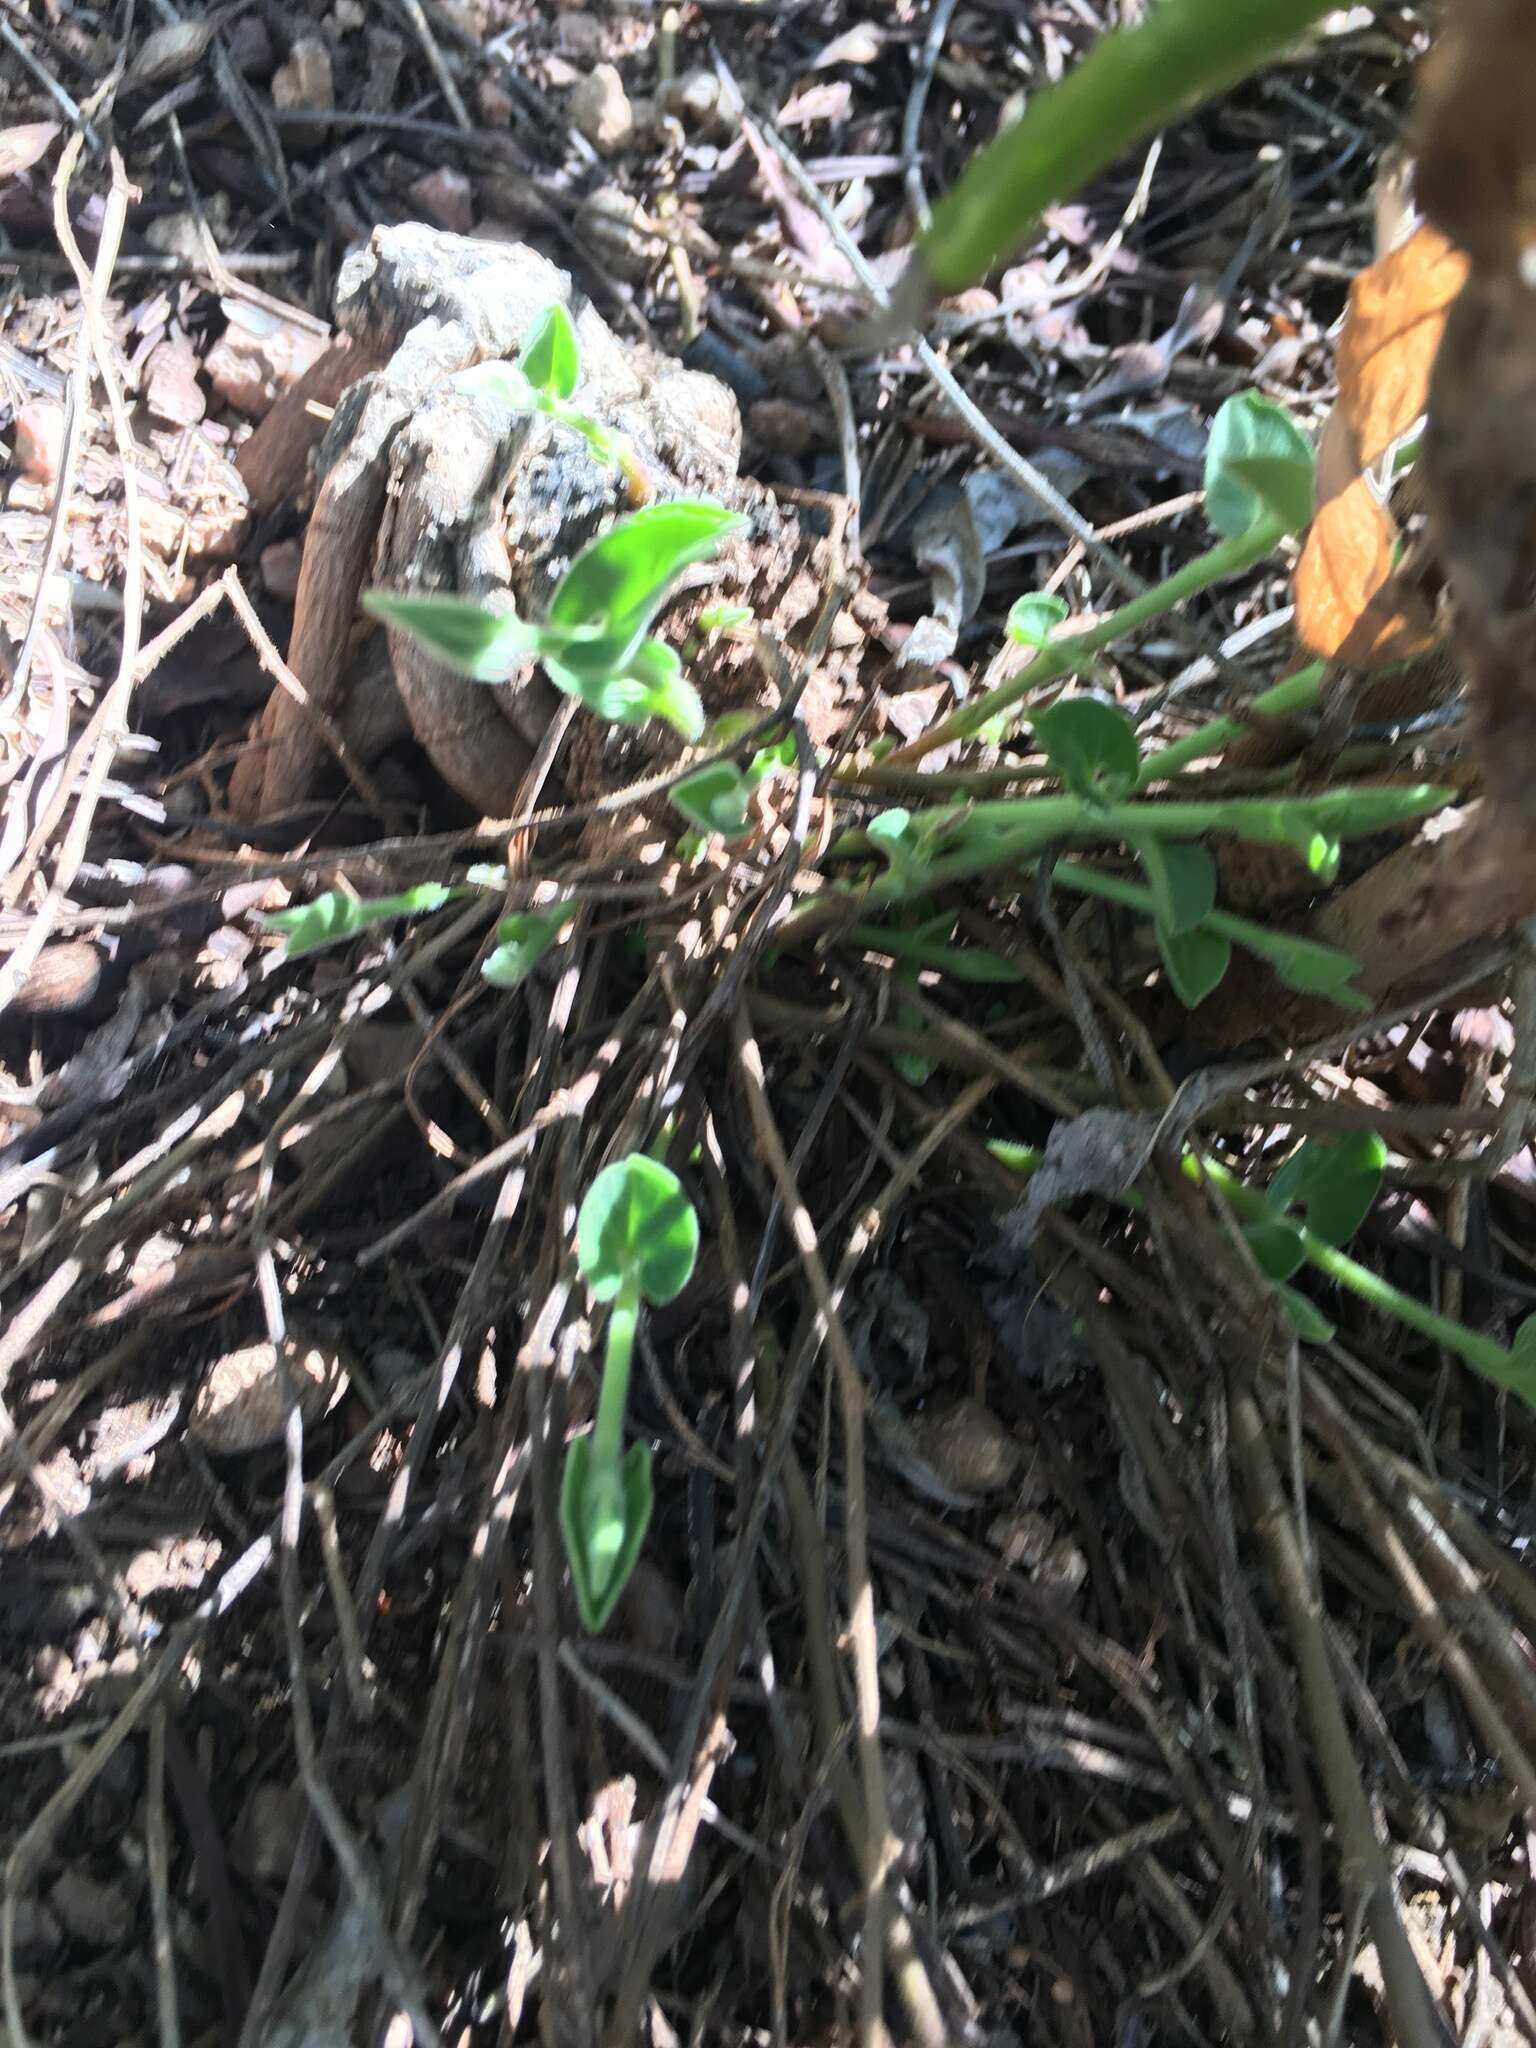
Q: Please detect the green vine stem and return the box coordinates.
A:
[584,1271,641,1595]
[1190,1155,1536,1394]
[989,1139,1536,1398]
[890,515,1291,762]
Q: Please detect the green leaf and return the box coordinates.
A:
[698,602,755,635]
[1157,922,1230,1007]
[746,734,797,786]
[1244,1218,1306,1281]
[1031,697,1140,802]
[577,1154,700,1306]
[265,883,455,958]
[1133,839,1215,936]
[866,807,927,887]
[1263,932,1370,1008]
[909,0,1342,302]
[1274,1282,1335,1344]
[364,590,542,681]
[671,760,755,839]
[1505,1318,1536,1396]
[545,500,750,682]
[560,1435,652,1632]
[986,1138,1045,1177]
[546,636,705,740]
[1204,392,1316,539]
[1268,1131,1385,1247]
[458,359,535,411]
[519,302,579,402]
[1007,592,1069,648]
[625,638,706,740]
[480,901,577,989]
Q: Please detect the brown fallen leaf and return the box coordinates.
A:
[1295,406,1433,666]
[0,122,60,184]
[1336,223,1468,466]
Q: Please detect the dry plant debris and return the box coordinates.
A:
[2,5,1536,2047]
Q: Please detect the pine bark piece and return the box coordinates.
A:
[229,226,870,823]
[228,228,573,817]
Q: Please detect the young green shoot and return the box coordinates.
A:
[460,300,625,473]
[265,883,458,959]
[367,499,747,743]
[561,1154,700,1631]
[895,391,1316,760]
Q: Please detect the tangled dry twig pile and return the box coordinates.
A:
[4,4,1536,2046]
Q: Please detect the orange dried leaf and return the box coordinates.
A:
[1295,407,1434,667]
[1337,224,1468,467]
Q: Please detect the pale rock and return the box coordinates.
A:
[144,201,228,262]
[407,165,475,235]
[988,1508,1056,1568]
[49,1871,133,1948]
[910,1396,1020,1495]
[569,63,633,154]
[657,67,732,138]
[244,1781,307,1884]
[259,538,303,600]
[11,398,64,484]
[748,397,816,456]
[1033,1538,1089,1603]
[226,14,274,76]
[189,1327,352,1453]
[205,317,328,418]
[143,334,205,426]
[271,36,334,114]
[576,185,663,280]
[557,10,603,59]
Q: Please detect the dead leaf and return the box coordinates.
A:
[0,122,60,184]
[1414,0,1536,278]
[808,23,886,67]
[1336,224,1468,466]
[124,18,215,90]
[1295,406,1433,666]
[1003,1108,1159,1246]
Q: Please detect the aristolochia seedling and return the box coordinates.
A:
[366,498,746,743]
[360,300,746,741]
[458,301,629,477]
[561,1153,699,1632]
[266,868,576,992]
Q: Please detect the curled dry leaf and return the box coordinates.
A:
[0,122,60,184]
[1294,405,1433,666]
[1336,223,1468,466]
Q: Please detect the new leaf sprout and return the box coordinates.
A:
[561,1154,700,1631]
